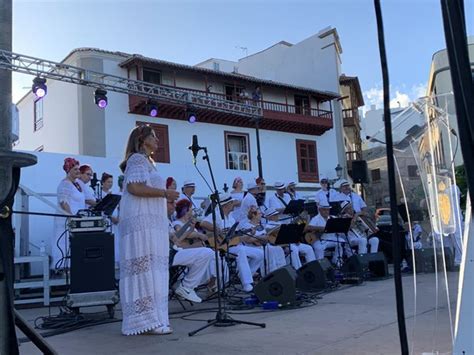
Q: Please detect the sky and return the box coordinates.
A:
[11,0,474,111]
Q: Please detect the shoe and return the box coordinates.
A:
[175,285,202,303]
[144,326,173,335]
[242,283,253,292]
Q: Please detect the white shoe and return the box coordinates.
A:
[175,285,202,303]
[143,326,173,335]
[242,283,253,292]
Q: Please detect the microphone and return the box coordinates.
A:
[188,135,203,164]
[90,173,98,189]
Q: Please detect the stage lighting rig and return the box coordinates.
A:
[94,89,108,108]
[186,107,197,123]
[146,101,159,117]
[32,77,47,99]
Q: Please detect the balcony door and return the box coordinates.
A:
[294,95,310,115]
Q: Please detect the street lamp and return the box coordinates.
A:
[335,164,343,179]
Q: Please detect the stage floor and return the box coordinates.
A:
[16,270,458,355]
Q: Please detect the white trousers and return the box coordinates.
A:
[201,251,229,287]
[346,235,380,255]
[289,243,316,269]
[312,238,344,264]
[264,244,287,274]
[229,244,264,286]
[172,247,214,289]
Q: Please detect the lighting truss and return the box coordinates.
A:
[0,49,262,119]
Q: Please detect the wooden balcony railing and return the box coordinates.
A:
[342,108,361,128]
[346,150,362,161]
[140,83,333,120]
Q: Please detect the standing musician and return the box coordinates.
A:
[200,193,263,293]
[286,181,301,201]
[305,203,345,265]
[232,182,260,223]
[238,206,287,275]
[167,199,216,303]
[336,179,368,215]
[265,209,316,270]
[314,176,339,207]
[339,201,379,255]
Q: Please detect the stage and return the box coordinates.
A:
[16,271,457,355]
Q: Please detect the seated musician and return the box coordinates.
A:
[238,206,286,275]
[232,182,260,223]
[340,201,379,255]
[305,203,345,265]
[166,199,215,303]
[336,179,368,215]
[265,208,316,270]
[286,181,301,201]
[172,199,208,248]
[268,182,291,216]
[200,193,263,293]
[405,221,423,250]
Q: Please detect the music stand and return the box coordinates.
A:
[329,202,342,217]
[92,194,121,216]
[324,217,353,264]
[282,199,304,216]
[304,202,318,217]
[273,224,305,245]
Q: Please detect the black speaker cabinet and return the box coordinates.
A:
[342,252,388,280]
[409,247,454,273]
[70,231,115,294]
[351,160,369,184]
[254,265,297,305]
[296,259,335,291]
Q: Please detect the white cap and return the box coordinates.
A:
[319,175,329,182]
[247,182,259,191]
[318,202,331,209]
[183,180,195,188]
[274,181,285,189]
[338,179,350,187]
[219,193,234,206]
[286,181,297,188]
[340,200,351,211]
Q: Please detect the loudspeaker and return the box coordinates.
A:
[341,252,388,280]
[350,160,369,184]
[409,248,454,273]
[254,265,297,305]
[70,231,115,294]
[296,259,335,291]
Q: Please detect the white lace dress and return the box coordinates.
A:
[118,153,169,335]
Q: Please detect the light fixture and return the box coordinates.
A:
[186,107,197,123]
[94,89,108,108]
[146,101,159,117]
[335,164,343,179]
[32,77,47,99]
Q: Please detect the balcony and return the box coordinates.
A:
[342,108,361,129]
[128,85,333,136]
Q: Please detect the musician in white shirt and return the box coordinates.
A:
[286,181,301,201]
[314,176,339,207]
[232,182,259,223]
[336,179,367,214]
[340,201,379,255]
[179,180,204,216]
[268,182,291,214]
[305,203,345,265]
[200,193,263,292]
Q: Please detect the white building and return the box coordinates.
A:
[15,27,364,192]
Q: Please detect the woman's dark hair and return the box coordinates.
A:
[101,172,113,184]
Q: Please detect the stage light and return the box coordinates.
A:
[32,77,47,99]
[146,101,159,117]
[94,89,108,109]
[186,108,197,123]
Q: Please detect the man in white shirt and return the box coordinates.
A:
[200,193,263,292]
[232,182,260,223]
[336,179,367,214]
[268,182,291,216]
[286,181,301,201]
[314,176,339,207]
[305,203,345,265]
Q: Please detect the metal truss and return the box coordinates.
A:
[0,49,262,118]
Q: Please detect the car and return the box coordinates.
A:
[376,214,405,227]
[375,208,391,221]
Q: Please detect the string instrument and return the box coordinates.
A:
[266,224,282,245]
[174,218,206,248]
[206,227,241,252]
[356,214,379,235]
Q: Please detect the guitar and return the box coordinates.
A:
[174,218,206,248]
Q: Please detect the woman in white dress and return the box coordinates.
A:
[52,158,85,270]
[118,125,179,336]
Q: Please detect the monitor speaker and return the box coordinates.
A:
[409,247,454,273]
[70,231,115,294]
[296,259,335,291]
[254,265,297,305]
[351,160,369,184]
[342,252,388,280]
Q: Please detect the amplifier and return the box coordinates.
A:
[68,216,107,232]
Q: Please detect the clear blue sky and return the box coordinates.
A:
[12,0,474,108]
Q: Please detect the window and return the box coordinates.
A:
[407,165,418,178]
[34,99,44,131]
[213,62,220,71]
[142,68,162,85]
[225,84,244,102]
[294,95,310,115]
[371,168,381,182]
[225,132,251,171]
[137,122,170,163]
[296,139,318,182]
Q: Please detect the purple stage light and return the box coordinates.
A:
[188,114,197,123]
[149,107,158,117]
[32,77,47,99]
[97,99,108,108]
[94,89,108,109]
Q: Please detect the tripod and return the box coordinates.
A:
[188,145,265,336]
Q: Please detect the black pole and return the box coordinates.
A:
[255,118,263,179]
[440,0,474,205]
[373,1,409,354]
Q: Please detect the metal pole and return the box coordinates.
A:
[255,118,263,179]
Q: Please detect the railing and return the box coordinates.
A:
[346,150,362,161]
[342,108,361,127]
[140,83,333,120]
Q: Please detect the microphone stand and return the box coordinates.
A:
[188,147,265,336]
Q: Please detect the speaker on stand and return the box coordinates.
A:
[350,160,369,184]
